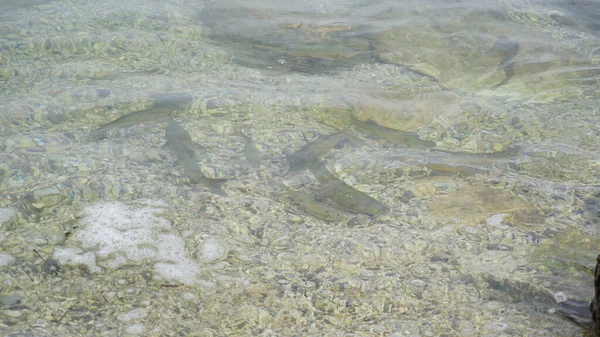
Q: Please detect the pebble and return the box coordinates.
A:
[4,309,22,317]
[0,292,23,306]
[182,292,197,301]
[18,137,36,148]
[199,237,227,263]
[117,308,149,322]
[0,252,15,267]
[125,323,145,335]
[0,208,15,227]
[486,322,508,331]
[485,213,509,227]
[47,301,60,309]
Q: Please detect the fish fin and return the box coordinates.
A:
[342,134,368,148]
[232,124,245,138]
[266,176,288,193]
[300,130,310,144]
[207,178,228,197]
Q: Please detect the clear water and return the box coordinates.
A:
[0,0,599,336]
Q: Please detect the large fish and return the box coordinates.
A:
[424,146,522,176]
[288,131,366,172]
[253,40,363,60]
[311,162,390,217]
[352,119,436,149]
[260,41,372,74]
[92,93,193,139]
[487,36,519,89]
[164,118,227,196]
[267,177,350,223]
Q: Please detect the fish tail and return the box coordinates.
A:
[206,178,228,197]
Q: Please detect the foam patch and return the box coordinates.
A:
[69,201,199,285]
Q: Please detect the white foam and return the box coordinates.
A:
[74,202,170,264]
[154,259,200,286]
[156,234,188,262]
[72,201,199,285]
[53,247,101,273]
[554,291,568,303]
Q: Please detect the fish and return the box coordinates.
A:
[243,139,261,169]
[277,56,335,74]
[91,93,193,139]
[352,119,436,149]
[311,162,390,217]
[163,118,227,196]
[249,39,371,74]
[233,125,261,169]
[288,131,366,172]
[102,68,164,80]
[423,146,522,176]
[487,36,520,89]
[267,177,350,223]
[253,40,362,59]
[288,132,345,172]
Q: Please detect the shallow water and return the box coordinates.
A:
[0,0,599,336]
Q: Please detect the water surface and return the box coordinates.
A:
[0,0,599,336]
